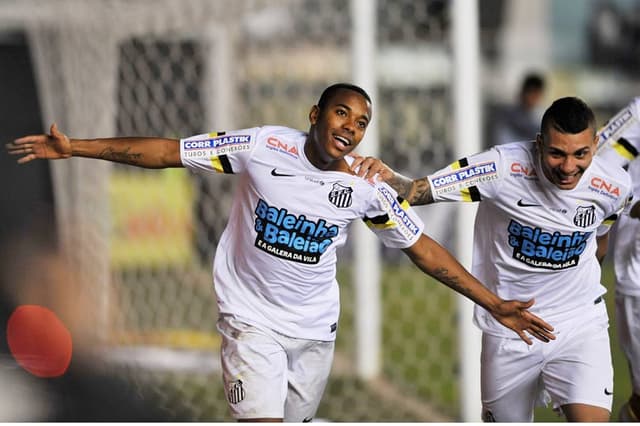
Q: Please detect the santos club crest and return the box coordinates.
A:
[328,183,353,208]
[573,205,596,228]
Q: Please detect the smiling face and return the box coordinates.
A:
[536,96,598,190]
[305,87,372,170]
[537,127,598,190]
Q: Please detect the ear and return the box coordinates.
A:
[309,105,319,125]
[593,133,600,147]
[535,132,543,148]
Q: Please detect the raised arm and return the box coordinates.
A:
[6,123,182,169]
[403,233,555,345]
[349,155,434,205]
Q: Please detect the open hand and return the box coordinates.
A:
[6,123,72,164]
[490,299,555,345]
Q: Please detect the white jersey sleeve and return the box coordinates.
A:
[427,147,503,203]
[597,97,640,168]
[362,182,424,249]
[598,98,640,296]
[179,127,260,173]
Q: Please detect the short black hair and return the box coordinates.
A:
[540,96,596,139]
[317,83,372,110]
[521,73,545,94]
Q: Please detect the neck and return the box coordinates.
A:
[304,137,348,172]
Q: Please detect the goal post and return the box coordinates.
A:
[452,0,482,421]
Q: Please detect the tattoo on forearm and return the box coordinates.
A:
[387,175,414,199]
[410,178,433,205]
[99,147,143,164]
[432,267,472,297]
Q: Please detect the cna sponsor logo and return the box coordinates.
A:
[253,199,338,264]
[182,134,251,157]
[430,162,498,195]
[510,162,538,178]
[598,108,633,142]
[266,137,299,158]
[377,186,421,238]
[507,219,592,270]
[589,176,621,199]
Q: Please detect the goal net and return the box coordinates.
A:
[2,0,459,420]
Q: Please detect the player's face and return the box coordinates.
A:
[307,89,371,169]
[537,126,598,190]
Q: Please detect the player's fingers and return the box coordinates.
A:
[17,153,36,164]
[516,330,533,346]
[526,313,554,333]
[364,160,382,180]
[6,144,30,154]
[349,156,365,174]
[523,319,555,341]
[12,135,42,145]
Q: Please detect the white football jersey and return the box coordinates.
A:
[597,97,640,296]
[427,142,631,336]
[180,125,424,341]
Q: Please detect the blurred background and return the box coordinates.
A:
[0,0,638,421]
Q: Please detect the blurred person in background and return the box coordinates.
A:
[488,72,547,147]
[6,82,555,422]
[595,97,640,422]
[0,230,171,421]
[352,97,632,422]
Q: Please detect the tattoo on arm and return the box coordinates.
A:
[99,147,143,165]
[431,267,471,297]
[387,174,414,199]
[409,178,433,205]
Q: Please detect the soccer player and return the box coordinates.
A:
[6,83,554,422]
[595,97,640,422]
[351,96,632,422]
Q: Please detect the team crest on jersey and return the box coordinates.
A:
[328,183,353,208]
[227,379,245,404]
[573,205,596,228]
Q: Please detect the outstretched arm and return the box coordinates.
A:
[6,123,182,169]
[403,234,555,345]
[349,155,434,205]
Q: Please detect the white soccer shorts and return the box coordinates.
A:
[217,315,334,421]
[616,293,640,395]
[480,298,613,422]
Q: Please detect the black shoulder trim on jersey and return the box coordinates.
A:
[605,213,619,222]
[469,185,482,201]
[219,154,233,174]
[396,195,406,203]
[458,157,469,167]
[618,137,639,158]
[217,131,226,136]
[363,214,390,224]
